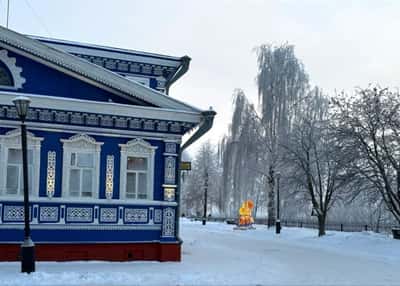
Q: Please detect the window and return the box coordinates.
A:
[119,139,157,200]
[0,61,14,86]
[126,157,148,199]
[0,129,42,197]
[61,134,102,199]
[68,152,95,197]
[0,49,26,89]
[6,148,33,195]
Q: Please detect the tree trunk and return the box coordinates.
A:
[317,214,326,236]
[267,182,275,227]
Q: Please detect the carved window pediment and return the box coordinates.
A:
[119,138,157,155]
[61,133,103,151]
[1,128,43,147]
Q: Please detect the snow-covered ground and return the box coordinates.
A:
[1,219,399,286]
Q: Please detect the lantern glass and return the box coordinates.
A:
[12,96,31,119]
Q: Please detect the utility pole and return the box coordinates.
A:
[6,0,10,28]
[275,172,281,234]
[202,171,208,225]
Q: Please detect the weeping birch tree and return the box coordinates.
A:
[219,89,263,216]
[256,44,309,227]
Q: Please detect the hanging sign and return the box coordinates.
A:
[180,161,192,171]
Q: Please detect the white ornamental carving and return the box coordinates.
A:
[66,207,93,222]
[46,151,56,198]
[61,133,103,151]
[154,209,162,223]
[39,206,58,222]
[1,128,43,146]
[105,155,114,199]
[0,49,26,89]
[119,138,157,155]
[165,142,176,154]
[100,208,118,223]
[162,207,175,237]
[3,205,30,222]
[164,156,176,184]
[124,208,148,223]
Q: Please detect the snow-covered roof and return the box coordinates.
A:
[0,26,201,113]
[29,35,183,67]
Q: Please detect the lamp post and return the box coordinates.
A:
[202,171,208,226]
[275,172,281,234]
[12,96,35,274]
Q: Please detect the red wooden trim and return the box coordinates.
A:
[0,243,181,262]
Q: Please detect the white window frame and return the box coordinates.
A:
[61,134,103,200]
[0,129,42,198]
[119,138,157,201]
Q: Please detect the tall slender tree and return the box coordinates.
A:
[256,44,309,226]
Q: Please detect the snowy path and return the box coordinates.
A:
[0,219,399,285]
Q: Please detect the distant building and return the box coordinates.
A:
[0,26,215,261]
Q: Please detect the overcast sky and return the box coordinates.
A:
[3,0,400,153]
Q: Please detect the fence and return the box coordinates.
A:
[187,216,395,234]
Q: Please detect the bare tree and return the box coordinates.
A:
[181,141,221,217]
[283,89,355,236]
[332,87,400,224]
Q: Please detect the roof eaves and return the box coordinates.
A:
[0,26,202,113]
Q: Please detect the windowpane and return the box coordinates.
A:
[138,173,147,199]
[70,153,76,166]
[126,173,136,198]
[8,149,33,164]
[8,149,21,164]
[6,165,19,194]
[77,153,94,168]
[69,169,80,196]
[82,169,93,197]
[0,62,14,86]
[127,157,147,171]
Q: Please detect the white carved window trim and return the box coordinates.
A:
[0,129,43,198]
[0,49,26,90]
[119,138,157,201]
[46,151,56,198]
[61,134,103,200]
[105,155,114,199]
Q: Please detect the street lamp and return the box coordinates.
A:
[275,172,281,234]
[202,171,208,226]
[12,96,35,274]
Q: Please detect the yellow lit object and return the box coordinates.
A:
[238,200,255,226]
[164,187,175,201]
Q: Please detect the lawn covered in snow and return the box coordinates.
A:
[0,218,399,286]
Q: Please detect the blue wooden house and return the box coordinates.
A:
[0,26,215,261]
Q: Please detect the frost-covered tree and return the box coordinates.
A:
[283,88,356,236]
[219,89,265,217]
[181,141,221,217]
[333,87,400,225]
[256,44,309,227]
